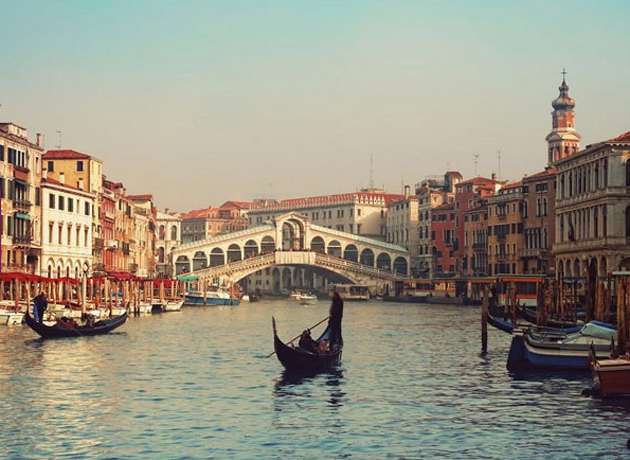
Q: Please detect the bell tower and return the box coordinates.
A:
[545,70,581,165]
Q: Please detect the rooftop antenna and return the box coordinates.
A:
[369,153,374,189]
[473,154,480,176]
[56,130,62,149]
[497,150,501,181]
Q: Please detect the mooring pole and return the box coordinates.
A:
[481,286,489,354]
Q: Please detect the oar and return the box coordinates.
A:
[267,316,329,358]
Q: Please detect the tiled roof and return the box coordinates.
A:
[128,194,154,201]
[610,131,630,143]
[524,168,556,181]
[220,200,254,209]
[501,181,522,190]
[251,192,404,211]
[43,149,92,160]
[434,202,455,211]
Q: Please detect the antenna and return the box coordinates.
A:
[497,150,501,181]
[56,130,62,149]
[473,154,480,176]
[369,153,374,190]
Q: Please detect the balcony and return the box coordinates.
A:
[13,234,33,245]
[130,263,139,273]
[520,248,542,258]
[13,199,32,211]
[93,263,107,273]
[94,237,104,249]
[472,242,487,250]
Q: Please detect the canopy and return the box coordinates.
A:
[177,275,199,282]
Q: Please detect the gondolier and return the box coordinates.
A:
[33,292,48,323]
[328,290,344,351]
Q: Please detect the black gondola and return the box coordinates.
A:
[24,309,128,338]
[272,317,342,372]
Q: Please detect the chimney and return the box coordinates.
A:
[165,208,170,214]
[36,133,42,147]
[491,173,496,181]
[42,168,48,180]
[59,171,65,185]
[404,185,410,198]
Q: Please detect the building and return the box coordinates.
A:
[40,175,94,278]
[553,131,630,278]
[0,116,44,274]
[463,193,490,276]
[128,194,157,278]
[386,186,418,271]
[181,201,252,244]
[431,201,456,276]
[416,172,461,278]
[487,182,525,275]
[247,189,403,242]
[43,149,104,271]
[156,210,182,278]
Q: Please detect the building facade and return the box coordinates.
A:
[156,210,182,278]
[487,182,525,275]
[386,186,418,271]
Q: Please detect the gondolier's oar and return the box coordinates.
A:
[267,315,330,358]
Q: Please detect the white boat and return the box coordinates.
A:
[184,288,239,306]
[298,293,318,305]
[162,299,184,312]
[0,301,26,325]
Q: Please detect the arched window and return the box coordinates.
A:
[603,160,608,187]
[170,226,177,241]
[560,215,565,242]
[626,161,630,187]
[159,225,165,240]
[626,207,630,238]
[594,163,599,189]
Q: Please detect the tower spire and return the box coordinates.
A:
[545,70,581,165]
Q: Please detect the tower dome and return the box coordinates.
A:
[551,77,575,110]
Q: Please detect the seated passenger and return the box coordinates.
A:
[298,329,319,353]
[317,340,330,354]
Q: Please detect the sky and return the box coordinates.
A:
[1,1,629,212]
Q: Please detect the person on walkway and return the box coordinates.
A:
[33,292,48,323]
[328,290,344,351]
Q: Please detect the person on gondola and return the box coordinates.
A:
[328,290,344,351]
[33,292,48,323]
[298,329,319,353]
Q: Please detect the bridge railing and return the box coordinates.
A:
[189,253,276,279]
[314,252,405,281]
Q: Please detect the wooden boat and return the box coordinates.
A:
[507,321,616,370]
[272,317,342,372]
[24,309,128,338]
[590,354,630,397]
[162,299,185,311]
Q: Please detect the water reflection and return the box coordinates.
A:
[274,368,346,408]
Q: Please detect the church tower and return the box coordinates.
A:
[545,72,581,165]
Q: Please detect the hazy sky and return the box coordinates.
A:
[1,1,629,212]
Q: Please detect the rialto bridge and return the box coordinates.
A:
[170,212,409,295]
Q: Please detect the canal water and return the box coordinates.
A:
[1,299,629,459]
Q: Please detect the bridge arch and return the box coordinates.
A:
[311,236,325,253]
[227,244,242,262]
[193,251,207,271]
[244,239,259,258]
[176,255,190,274]
[344,244,358,262]
[327,240,342,258]
[393,256,408,275]
[377,253,391,271]
[261,236,275,254]
[210,248,224,266]
[360,248,375,267]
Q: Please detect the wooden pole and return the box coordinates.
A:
[481,286,488,354]
[203,279,207,305]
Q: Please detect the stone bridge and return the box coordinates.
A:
[170,212,409,291]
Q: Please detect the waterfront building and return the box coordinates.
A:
[40,175,94,278]
[112,182,135,274]
[487,182,525,275]
[386,186,418,272]
[156,210,182,278]
[521,168,556,274]
[463,193,490,276]
[431,201,456,277]
[0,115,44,274]
[553,131,630,277]
[454,176,502,275]
[247,189,403,242]
[98,179,117,275]
[416,172,461,278]
[128,194,157,278]
[43,149,104,272]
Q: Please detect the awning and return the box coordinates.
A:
[14,212,31,220]
[177,275,198,282]
[14,179,29,187]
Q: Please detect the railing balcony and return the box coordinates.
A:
[94,237,104,249]
[472,242,486,250]
[3,263,30,273]
[14,165,30,174]
[13,199,32,211]
[520,248,542,258]
[92,263,107,272]
[13,234,33,245]
[130,263,139,273]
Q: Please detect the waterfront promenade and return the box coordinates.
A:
[1,299,628,459]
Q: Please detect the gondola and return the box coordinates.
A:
[272,317,342,373]
[24,309,128,338]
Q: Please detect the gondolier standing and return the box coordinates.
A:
[33,292,48,323]
[328,291,344,351]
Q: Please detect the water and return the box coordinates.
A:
[1,300,629,459]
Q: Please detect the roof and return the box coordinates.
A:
[610,131,630,143]
[220,200,254,210]
[251,192,404,211]
[434,202,455,211]
[456,176,497,187]
[523,168,557,182]
[500,181,522,191]
[128,194,154,201]
[43,149,93,160]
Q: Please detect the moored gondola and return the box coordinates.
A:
[24,309,128,338]
[272,317,342,372]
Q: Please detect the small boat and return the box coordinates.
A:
[297,293,318,305]
[507,321,617,370]
[184,288,239,306]
[0,301,26,325]
[24,308,128,338]
[272,317,342,373]
[590,354,630,397]
[162,299,184,312]
[330,284,370,301]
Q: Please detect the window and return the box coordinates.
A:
[68,198,74,213]
[0,145,4,161]
[47,161,54,172]
[77,161,84,172]
[58,196,65,211]
[85,201,90,216]
[49,193,55,209]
